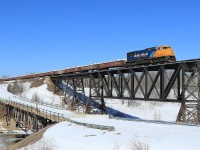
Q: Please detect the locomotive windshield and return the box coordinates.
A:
[158,46,171,50]
[163,46,170,49]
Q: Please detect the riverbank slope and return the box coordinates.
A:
[6,124,54,150]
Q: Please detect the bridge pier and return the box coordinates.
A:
[0,104,4,119]
[176,61,200,124]
[53,75,108,114]
[197,70,200,123]
[9,119,16,130]
[62,79,86,112]
[88,74,106,114]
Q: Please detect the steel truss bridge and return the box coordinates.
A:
[0,59,200,127]
[51,59,200,124]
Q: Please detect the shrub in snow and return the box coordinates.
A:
[20,138,56,150]
[1,75,9,78]
[7,80,25,95]
[113,142,121,150]
[128,139,150,150]
[154,111,161,121]
[32,92,40,103]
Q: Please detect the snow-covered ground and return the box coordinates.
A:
[84,88,181,122]
[0,81,76,118]
[104,99,180,121]
[22,84,61,105]
[2,80,62,105]
[19,119,200,150]
[0,80,200,150]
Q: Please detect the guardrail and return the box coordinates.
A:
[37,107,65,122]
[66,118,115,131]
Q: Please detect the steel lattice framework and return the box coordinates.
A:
[51,59,200,124]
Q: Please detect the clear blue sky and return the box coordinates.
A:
[0,0,200,77]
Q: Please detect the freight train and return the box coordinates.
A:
[0,45,176,81]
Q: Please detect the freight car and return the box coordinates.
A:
[99,60,125,70]
[126,45,176,66]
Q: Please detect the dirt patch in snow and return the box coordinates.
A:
[47,84,55,93]
[30,78,45,88]
[28,77,60,95]
[47,85,64,96]
[6,124,55,150]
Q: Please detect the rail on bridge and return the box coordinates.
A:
[50,59,200,124]
[0,99,65,132]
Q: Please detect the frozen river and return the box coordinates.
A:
[0,134,27,149]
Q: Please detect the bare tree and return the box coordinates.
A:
[1,75,10,78]
[32,92,40,110]
[154,111,161,121]
[7,80,22,95]
[113,142,121,150]
[22,138,56,150]
[19,82,25,97]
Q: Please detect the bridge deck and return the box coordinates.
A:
[0,100,65,123]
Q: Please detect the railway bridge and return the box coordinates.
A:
[0,59,200,125]
[51,59,200,124]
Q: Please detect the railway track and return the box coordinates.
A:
[1,58,200,82]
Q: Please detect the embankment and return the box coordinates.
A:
[6,124,54,150]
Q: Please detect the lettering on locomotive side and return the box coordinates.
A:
[134,52,148,58]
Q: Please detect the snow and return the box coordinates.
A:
[22,84,61,104]
[0,81,76,118]
[19,119,200,150]
[105,99,180,121]
[0,80,200,150]
[21,82,61,105]
[84,88,180,122]
[0,81,61,105]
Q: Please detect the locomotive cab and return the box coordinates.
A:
[153,45,176,63]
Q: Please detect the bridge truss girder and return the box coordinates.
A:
[51,60,200,124]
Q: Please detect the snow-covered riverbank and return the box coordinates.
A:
[1,80,200,150]
[18,119,200,150]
